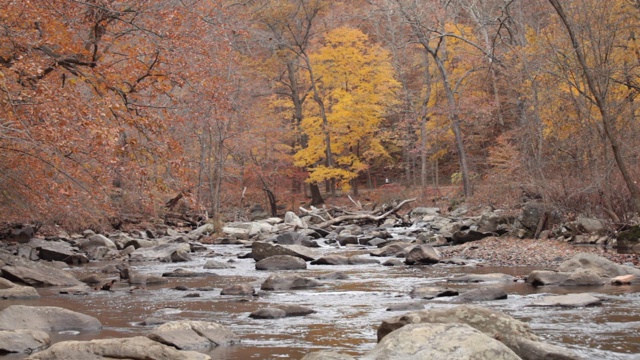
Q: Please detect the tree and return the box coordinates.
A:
[294,27,401,194]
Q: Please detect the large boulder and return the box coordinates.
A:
[370,243,411,257]
[272,232,319,247]
[260,274,322,291]
[220,283,255,296]
[148,320,238,350]
[0,329,50,354]
[0,305,101,331]
[558,253,640,277]
[255,255,307,270]
[129,243,192,262]
[75,234,117,251]
[0,278,40,299]
[26,336,210,360]
[251,241,318,262]
[0,251,83,287]
[27,239,78,263]
[363,323,521,360]
[377,305,580,360]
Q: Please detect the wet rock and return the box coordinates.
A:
[558,253,640,277]
[249,308,286,319]
[448,273,515,283]
[129,243,192,262]
[27,336,210,360]
[0,278,40,299]
[440,257,468,265]
[75,234,117,251]
[141,318,166,326]
[255,255,307,270]
[364,323,521,360]
[316,272,349,280]
[529,293,602,307]
[0,305,101,331]
[386,302,425,311]
[516,337,583,360]
[370,243,410,257]
[311,255,378,265]
[171,249,193,262]
[251,241,318,262]
[457,286,508,302]
[410,286,459,299]
[451,230,493,245]
[27,239,77,263]
[203,260,234,269]
[276,305,315,317]
[526,270,570,287]
[184,293,200,297]
[0,251,82,287]
[273,232,319,247]
[559,269,604,286]
[162,268,214,278]
[0,329,50,354]
[148,320,238,350]
[261,274,322,291]
[382,259,404,266]
[301,350,355,360]
[123,239,157,249]
[220,283,255,296]
[404,245,440,265]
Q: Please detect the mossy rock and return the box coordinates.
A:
[617,225,640,248]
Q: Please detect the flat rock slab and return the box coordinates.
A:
[457,287,508,302]
[0,305,101,331]
[0,278,40,299]
[26,336,210,360]
[0,251,82,287]
[251,242,319,262]
[0,329,50,354]
[410,286,459,299]
[448,273,516,283]
[529,294,602,307]
[148,320,238,350]
[255,255,307,270]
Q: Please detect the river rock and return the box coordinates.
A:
[284,211,307,229]
[558,253,640,277]
[26,336,210,360]
[316,272,350,280]
[261,274,322,291]
[457,286,508,302]
[364,323,521,360]
[203,260,234,269]
[370,243,410,257]
[611,274,637,285]
[129,243,192,262]
[529,293,602,307]
[255,255,307,270]
[251,241,318,262]
[386,302,425,311]
[382,259,404,266]
[410,286,459,299]
[527,270,571,286]
[0,329,50,354]
[404,245,440,265]
[377,305,546,360]
[559,269,604,286]
[27,239,77,263]
[0,305,101,331]
[75,234,117,251]
[148,320,238,350]
[220,283,255,296]
[273,232,319,247]
[0,278,40,299]
[276,304,316,317]
[448,273,516,283]
[311,255,379,265]
[301,351,355,360]
[0,251,82,287]
[249,307,286,319]
[161,268,213,278]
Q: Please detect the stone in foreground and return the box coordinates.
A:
[26,336,210,360]
[148,320,238,350]
[363,323,521,360]
[0,329,50,354]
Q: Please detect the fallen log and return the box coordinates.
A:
[311,198,416,229]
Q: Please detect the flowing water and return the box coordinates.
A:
[2,242,640,360]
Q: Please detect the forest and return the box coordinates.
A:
[2,0,640,231]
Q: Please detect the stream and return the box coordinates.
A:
[2,242,640,360]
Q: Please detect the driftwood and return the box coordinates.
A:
[302,198,417,229]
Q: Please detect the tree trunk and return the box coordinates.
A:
[310,182,324,205]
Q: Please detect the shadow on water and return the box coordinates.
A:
[2,244,640,359]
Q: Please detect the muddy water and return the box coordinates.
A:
[2,243,640,360]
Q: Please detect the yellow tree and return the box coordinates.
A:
[294,27,400,194]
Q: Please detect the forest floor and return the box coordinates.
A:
[438,236,640,268]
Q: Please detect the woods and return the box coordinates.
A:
[2,0,640,230]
